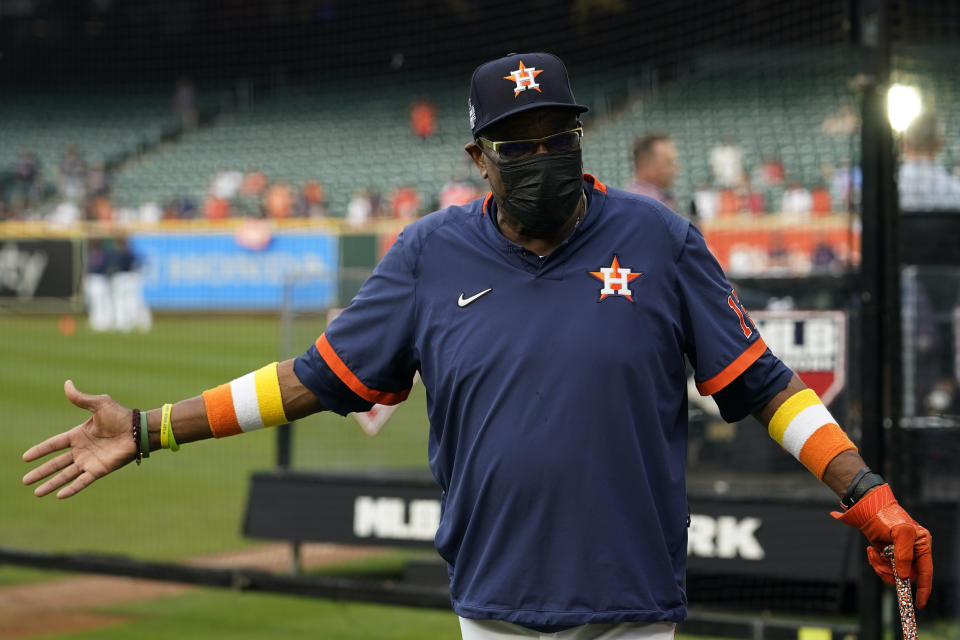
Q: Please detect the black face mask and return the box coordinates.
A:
[493,150,584,237]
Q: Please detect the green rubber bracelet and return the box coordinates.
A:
[139,410,150,459]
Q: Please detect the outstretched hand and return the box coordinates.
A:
[22,380,137,499]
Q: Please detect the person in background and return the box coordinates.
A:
[751,155,785,189]
[12,150,41,215]
[300,180,328,218]
[781,181,813,216]
[439,170,482,209]
[710,137,744,189]
[346,188,373,227]
[899,112,960,211]
[84,238,114,332]
[110,236,151,333]
[263,179,295,219]
[626,133,680,213]
[172,76,199,130]
[811,182,832,216]
[691,182,717,220]
[410,98,438,140]
[57,142,87,205]
[389,184,421,220]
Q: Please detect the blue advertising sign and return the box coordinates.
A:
[130,233,338,310]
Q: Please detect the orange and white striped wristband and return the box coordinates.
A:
[201,362,289,438]
[768,389,856,479]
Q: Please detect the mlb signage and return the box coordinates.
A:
[751,310,847,405]
[243,471,859,581]
[131,232,338,310]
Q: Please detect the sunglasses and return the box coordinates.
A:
[477,127,583,161]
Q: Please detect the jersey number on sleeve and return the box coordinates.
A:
[726,290,753,339]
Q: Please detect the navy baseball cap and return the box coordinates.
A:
[468,52,588,138]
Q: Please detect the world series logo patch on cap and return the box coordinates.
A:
[504,61,543,97]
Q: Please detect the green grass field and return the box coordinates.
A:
[1,314,431,559]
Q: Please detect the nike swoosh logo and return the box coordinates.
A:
[457,288,493,308]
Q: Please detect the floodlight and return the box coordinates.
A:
[887,84,922,133]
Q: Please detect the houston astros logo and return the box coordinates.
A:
[504,61,543,97]
[589,255,641,301]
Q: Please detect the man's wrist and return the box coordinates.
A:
[840,467,887,508]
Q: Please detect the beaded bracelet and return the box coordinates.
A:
[132,409,143,466]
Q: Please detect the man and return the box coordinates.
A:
[24,53,932,639]
[899,112,960,211]
[626,133,680,212]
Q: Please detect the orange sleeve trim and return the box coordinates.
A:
[584,173,607,193]
[202,383,242,438]
[695,337,768,396]
[482,191,493,214]
[797,423,858,480]
[315,333,411,405]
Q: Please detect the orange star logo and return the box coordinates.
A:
[504,61,544,97]
[589,255,641,301]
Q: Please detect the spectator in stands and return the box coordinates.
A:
[300,180,328,218]
[172,76,199,129]
[751,155,785,189]
[389,184,422,220]
[165,192,198,220]
[237,168,269,216]
[716,187,739,216]
[691,182,717,220]
[11,151,41,214]
[811,182,832,216]
[263,180,295,219]
[205,168,243,220]
[743,180,766,215]
[781,182,813,216]
[626,133,680,213]
[709,137,744,188]
[86,161,110,200]
[899,112,960,211]
[410,98,438,140]
[210,168,243,201]
[831,160,862,212]
[811,238,838,272]
[57,142,87,204]
[438,171,482,209]
[85,160,112,222]
[346,188,374,227]
[821,106,858,137]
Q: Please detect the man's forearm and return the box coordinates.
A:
[144,358,325,450]
[753,373,866,497]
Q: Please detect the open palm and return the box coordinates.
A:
[23,380,137,499]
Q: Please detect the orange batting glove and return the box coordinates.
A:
[831,484,933,608]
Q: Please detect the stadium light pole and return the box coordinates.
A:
[854,0,901,639]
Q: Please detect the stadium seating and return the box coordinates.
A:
[9,48,957,218]
[109,52,878,217]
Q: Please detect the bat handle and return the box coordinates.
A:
[884,544,918,639]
